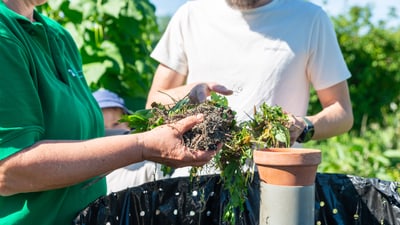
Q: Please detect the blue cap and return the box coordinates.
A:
[92,89,132,114]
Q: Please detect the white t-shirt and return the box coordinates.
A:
[151,0,351,122]
[106,161,162,194]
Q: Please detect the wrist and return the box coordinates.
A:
[296,117,315,143]
[135,134,146,161]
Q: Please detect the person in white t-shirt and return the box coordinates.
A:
[146,0,353,177]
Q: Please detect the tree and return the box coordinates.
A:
[37,0,160,111]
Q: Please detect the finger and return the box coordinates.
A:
[188,84,208,103]
[186,150,216,167]
[195,89,208,103]
[209,84,233,95]
[174,114,204,133]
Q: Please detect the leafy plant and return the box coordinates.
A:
[245,103,290,149]
[216,102,290,224]
[37,0,160,110]
[122,94,291,224]
[304,109,400,182]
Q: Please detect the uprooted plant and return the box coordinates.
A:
[121,93,291,225]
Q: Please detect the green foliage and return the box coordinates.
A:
[37,0,160,111]
[305,109,400,181]
[305,5,400,182]
[245,104,290,148]
[121,109,154,133]
[218,103,290,224]
[308,5,400,133]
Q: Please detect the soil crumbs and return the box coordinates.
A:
[150,101,236,151]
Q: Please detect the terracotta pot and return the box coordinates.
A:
[253,148,321,186]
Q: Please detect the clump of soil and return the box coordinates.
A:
[150,100,236,151]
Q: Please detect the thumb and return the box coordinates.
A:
[209,84,233,95]
[174,114,204,133]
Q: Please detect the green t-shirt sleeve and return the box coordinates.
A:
[0,35,44,160]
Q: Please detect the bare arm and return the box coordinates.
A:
[146,64,232,108]
[146,64,193,108]
[311,81,353,139]
[0,115,216,196]
[290,81,353,143]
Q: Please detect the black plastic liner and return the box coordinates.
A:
[73,173,400,225]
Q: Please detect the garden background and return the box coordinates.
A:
[38,0,400,181]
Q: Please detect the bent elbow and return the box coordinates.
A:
[344,111,354,132]
[336,114,354,137]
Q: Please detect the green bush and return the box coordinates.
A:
[305,6,400,182]
[308,6,400,133]
[37,0,160,110]
[305,110,400,181]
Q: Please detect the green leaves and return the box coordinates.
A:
[102,0,127,18]
[243,103,290,149]
[210,92,229,107]
[304,110,400,182]
[37,0,160,111]
[216,103,290,224]
[306,5,400,132]
[46,0,65,10]
[274,126,290,147]
[120,109,153,133]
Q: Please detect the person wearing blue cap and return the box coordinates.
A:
[93,89,132,134]
[93,89,163,193]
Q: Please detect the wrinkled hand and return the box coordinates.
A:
[188,83,233,104]
[141,114,219,168]
[288,114,306,146]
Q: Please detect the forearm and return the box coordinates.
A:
[0,114,215,196]
[145,64,193,109]
[145,64,233,108]
[309,101,353,140]
[0,134,144,196]
[146,83,198,109]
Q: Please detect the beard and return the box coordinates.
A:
[225,0,263,10]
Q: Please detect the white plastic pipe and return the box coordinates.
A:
[259,182,315,225]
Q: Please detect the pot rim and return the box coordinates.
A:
[253,147,321,166]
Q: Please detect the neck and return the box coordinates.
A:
[3,0,35,22]
[254,0,273,7]
[226,0,274,10]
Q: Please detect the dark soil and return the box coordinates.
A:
[150,101,236,151]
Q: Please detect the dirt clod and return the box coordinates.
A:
[151,101,236,151]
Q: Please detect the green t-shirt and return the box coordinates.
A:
[0,2,107,224]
